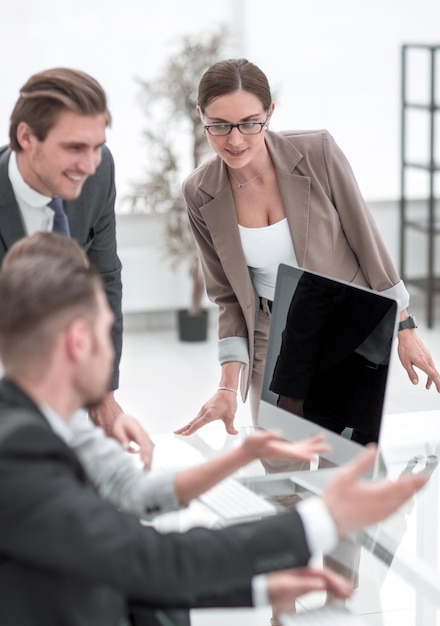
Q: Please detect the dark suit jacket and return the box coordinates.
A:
[0,146,122,389]
[0,378,311,626]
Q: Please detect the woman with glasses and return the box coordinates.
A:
[175,58,440,438]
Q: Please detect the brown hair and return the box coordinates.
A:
[9,67,112,152]
[197,58,272,113]
[3,232,89,270]
[0,255,102,377]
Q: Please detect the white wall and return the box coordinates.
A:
[0,0,238,212]
[243,0,440,201]
[1,0,439,206]
[117,213,212,313]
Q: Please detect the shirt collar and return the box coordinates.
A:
[40,403,74,445]
[8,151,52,208]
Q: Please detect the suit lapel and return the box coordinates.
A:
[201,188,255,308]
[276,170,310,266]
[0,147,26,251]
[265,132,311,267]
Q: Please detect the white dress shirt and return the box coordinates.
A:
[8,150,55,234]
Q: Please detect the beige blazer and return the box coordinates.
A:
[182,130,401,399]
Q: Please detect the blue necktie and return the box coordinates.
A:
[48,197,70,236]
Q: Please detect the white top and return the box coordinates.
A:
[238,214,409,310]
[239,218,297,300]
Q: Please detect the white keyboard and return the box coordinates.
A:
[280,605,370,626]
[198,477,277,522]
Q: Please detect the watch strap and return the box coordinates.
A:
[398,315,417,331]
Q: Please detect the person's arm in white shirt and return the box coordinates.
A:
[252,497,337,605]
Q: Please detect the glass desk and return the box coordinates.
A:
[149,412,440,625]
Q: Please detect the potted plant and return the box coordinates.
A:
[126,27,230,341]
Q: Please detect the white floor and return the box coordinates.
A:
[115,287,440,625]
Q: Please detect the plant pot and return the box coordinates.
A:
[177,309,208,342]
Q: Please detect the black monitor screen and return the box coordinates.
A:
[259,264,398,466]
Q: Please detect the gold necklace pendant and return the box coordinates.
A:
[228,157,271,189]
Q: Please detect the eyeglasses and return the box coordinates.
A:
[202,112,270,136]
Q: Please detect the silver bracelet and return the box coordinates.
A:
[218,386,237,395]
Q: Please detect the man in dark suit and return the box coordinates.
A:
[0,67,152,459]
[0,254,426,625]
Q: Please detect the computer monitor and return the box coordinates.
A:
[258,264,399,470]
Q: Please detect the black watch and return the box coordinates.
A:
[398,315,418,331]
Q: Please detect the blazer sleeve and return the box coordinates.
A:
[0,418,311,609]
[183,178,250,365]
[70,416,180,517]
[321,131,401,293]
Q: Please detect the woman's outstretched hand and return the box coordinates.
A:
[241,429,330,463]
[174,388,238,436]
[397,328,440,392]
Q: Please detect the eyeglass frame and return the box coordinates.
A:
[202,112,270,136]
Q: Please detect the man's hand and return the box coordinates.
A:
[111,413,155,469]
[323,445,428,537]
[241,429,330,463]
[397,328,440,392]
[88,391,124,432]
[88,391,154,468]
[267,567,353,617]
[174,389,238,436]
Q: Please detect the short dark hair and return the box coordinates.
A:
[0,256,102,375]
[9,67,112,151]
[197,59,272,113]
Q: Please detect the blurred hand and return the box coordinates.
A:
[111,414,155,469]
[89,392,154,468]
[242,429,330,463]
[267,567,353,617]
[323,445,428,536]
